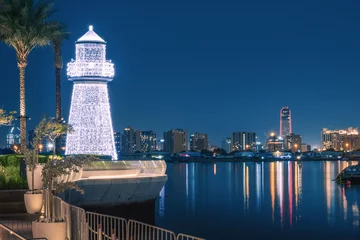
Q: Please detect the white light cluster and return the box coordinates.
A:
[67,60,114,79]
[65,82,118,160]
[67,42,114,79]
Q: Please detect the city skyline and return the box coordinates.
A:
[1,0,360,148]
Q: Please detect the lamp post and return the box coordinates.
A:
[294,143,298,153]
[345,143,349,152]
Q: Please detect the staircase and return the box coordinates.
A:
[0,190,27,215]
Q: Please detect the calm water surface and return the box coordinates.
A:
[155,161,360,240]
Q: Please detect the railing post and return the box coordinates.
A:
[111,229,117,240]
[97,224,102,240]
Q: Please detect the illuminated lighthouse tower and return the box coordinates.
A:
[65,26,117,160]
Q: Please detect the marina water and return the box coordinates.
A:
[155,161,360,240]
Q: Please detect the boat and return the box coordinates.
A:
[336,164,360,184]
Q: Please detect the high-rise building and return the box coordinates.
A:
[156,139,165,151]
[140,131,157,152]
[114,132,122,156]
[280,106,292,137]
[321,127,360,151]
[232,132,256,151]
[163,129,188,153]
[190,132,208,151]
[122,126,141,153]
[221,137,232,153]
[284,133,302,153]
[65,26,117,159]
[6,126,20,149]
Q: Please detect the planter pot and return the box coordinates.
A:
[24,193,43,214]
[32,221,66,240]
[26,164,44,190]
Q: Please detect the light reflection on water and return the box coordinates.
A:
[155,161,360,240]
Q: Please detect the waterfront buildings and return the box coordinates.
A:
[265,133,284,152]
[6,126,20,149]
[301,143,311,152]
[321,127,360,151]
[221,137,232,153]
[284,133,302,153]
[163,129,188,153]
[190,132,208,151]
[232,132,256,151]
[280,106,292,137]
[65,26,117,159]
[122,126,141,153]
[114,132,122,156]
[140,131,157,152]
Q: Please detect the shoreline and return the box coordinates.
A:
[165,157,360,163]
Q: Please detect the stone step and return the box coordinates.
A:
[0,190,27,214]
[0,201,26,214]
[0,190,27,202]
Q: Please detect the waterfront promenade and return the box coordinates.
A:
[0,196,204,240]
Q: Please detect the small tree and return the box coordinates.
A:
[0,109,16,126]
[23,117,47,192]
[42,155,99,222]
[43,118,73,160]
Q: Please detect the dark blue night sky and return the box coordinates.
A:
[1,0,360,147]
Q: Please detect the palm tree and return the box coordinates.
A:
[52,25,68,155]
[0,0,63,151]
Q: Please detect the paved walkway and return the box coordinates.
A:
[0,214,39,239]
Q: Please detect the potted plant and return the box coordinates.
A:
[23,117,48,214]
[32,155,98,240]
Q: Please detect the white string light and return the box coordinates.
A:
[65,27,117,160]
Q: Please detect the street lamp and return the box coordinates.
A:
[345,143,349,152]
[294,143,298,152]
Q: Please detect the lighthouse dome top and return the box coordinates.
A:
[76,25,106,44]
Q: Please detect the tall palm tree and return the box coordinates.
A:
[52,26,68,155]
[0,0,63,151]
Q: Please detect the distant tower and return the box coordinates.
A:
[65,26,117,160]
[280,106,292,137]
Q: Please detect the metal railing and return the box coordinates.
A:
[53,196,204,240]
[0,223,27,240]
[177,233,205,240]
[127,219,176,240]
[87,212,127,240]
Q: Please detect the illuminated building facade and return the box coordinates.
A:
[280,106,292,137]
[122,126,141,153]
[114,132,122,156]
[163,129,188,153]
[321,127,360,151]
[190,132,208,151]
[140,131,157,152]
[6,126,20,149]
[232,132,256,151]
[301,143,311,152]
[265,133,284,152]
[65,26,117,159]
[284,133,302,153]
[221,137,232,153]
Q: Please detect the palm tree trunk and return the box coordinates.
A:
[54,48,62,155]
[18,64,27,152]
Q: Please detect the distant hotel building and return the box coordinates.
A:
[232,132,256,151]
[140,131,157,152]
[284,133,302,153]
[122,126,141,153]
[163,129,188,153]
[321,127,360,151]
[190,132,208,151]
[221,137,232,153]
[280,106,292,137]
